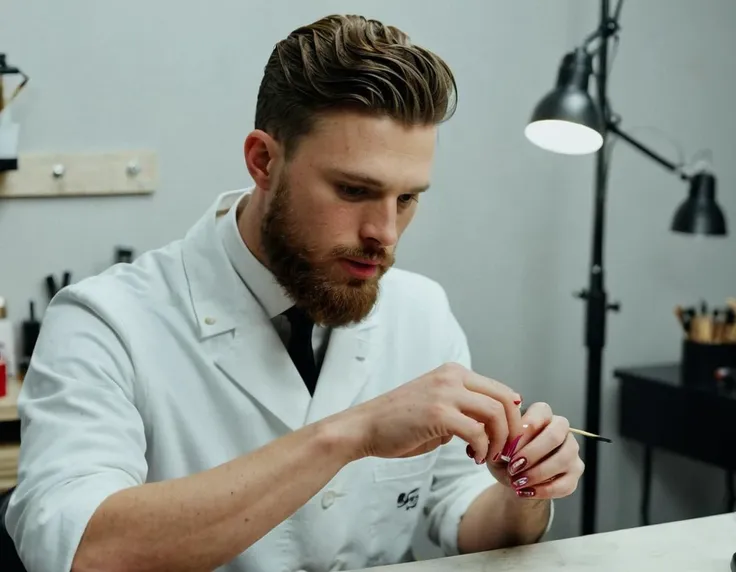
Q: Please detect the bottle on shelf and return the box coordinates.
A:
[0,296,16,385]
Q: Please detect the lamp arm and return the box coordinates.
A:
[582,20,618,53]
[606,121,690,181]
[581,0,624,52]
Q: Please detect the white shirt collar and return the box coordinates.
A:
[217,190,294,319]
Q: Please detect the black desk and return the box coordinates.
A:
[614,363,736,526]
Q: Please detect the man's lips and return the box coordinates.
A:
[339,257,382,279]
[343,257,381,266]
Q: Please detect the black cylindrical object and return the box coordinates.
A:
[681,339,736,387]
[20,300,41,378]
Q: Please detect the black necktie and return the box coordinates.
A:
[283,306,319,395]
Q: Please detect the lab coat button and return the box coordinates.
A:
[321,490,336,509]
[204,317,216,325]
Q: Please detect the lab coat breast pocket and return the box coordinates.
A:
[367,450,439,561]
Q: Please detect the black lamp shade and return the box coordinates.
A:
[671,172,727,236]
[525,49,604,155]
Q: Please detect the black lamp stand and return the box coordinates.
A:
[576,0,615,537]
[574,0,721,536]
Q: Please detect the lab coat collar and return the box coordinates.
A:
[218,189,293,319]
[181,190,382,430]
[181,189,246,338]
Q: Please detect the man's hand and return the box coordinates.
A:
[348,362,523,464]
[486,402,584,499]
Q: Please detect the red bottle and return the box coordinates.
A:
[0,357,6,398]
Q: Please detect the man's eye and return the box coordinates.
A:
[339,185,367,199]
[398,194,418,205]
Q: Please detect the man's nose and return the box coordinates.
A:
[359,200,398,247]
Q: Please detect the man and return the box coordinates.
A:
[6,14,584,572]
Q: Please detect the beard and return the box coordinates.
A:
[260,177,395,327]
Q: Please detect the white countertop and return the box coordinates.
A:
[359,513,736,571]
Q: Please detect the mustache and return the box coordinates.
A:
[332,245,395,266]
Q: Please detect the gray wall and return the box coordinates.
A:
[1,0,734,550]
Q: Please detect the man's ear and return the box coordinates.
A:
[244,130,281,191]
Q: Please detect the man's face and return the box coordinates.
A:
[261,110,436,327]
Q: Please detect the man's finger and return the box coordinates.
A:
[508,433,579,488]
[456,392,509,462]
[518,466,583,499]
[461,371,523,452]
[506,402,554,460]
[508,414,569,475]
[444,410,490,464]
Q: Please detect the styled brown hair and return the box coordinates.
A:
[255,14,458,157]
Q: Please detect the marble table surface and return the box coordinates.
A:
[358,513,736,571]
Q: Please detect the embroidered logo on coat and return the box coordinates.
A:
[396,488,419,510]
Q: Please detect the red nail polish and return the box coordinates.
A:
[492,452,500,462]
[507,435,522,457]
[508,457,527,475]
[513,399,522,405]
[516,488,536,498]
[501,439,511,457]
[501,435,522,461]
[500,443,511,462]
[512,476,529,489]
[466,445,475,459]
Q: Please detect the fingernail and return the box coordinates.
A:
[500,441,511,461]
[492,452,500,462]
[512,476,528,489]
[501,435,522,462]
[514,399,522,406]
[508,457,527,475]
[508,435,522,456]
[466,445,475,459]
[516,488,536,498]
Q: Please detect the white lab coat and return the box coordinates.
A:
[6,190,506,572]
